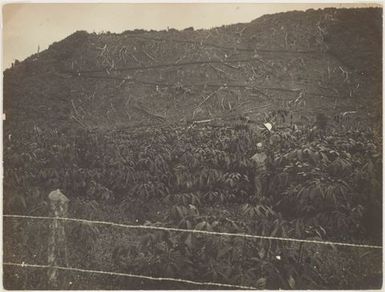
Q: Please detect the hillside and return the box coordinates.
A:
[3,7,382,133]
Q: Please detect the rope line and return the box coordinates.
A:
[123,33,319,55]
[65,56,266,74]
[3,262,256,289]
[4,214,382,249]
[68,74,340,99]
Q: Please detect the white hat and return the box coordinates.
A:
[263,123,272,132]
[257,142,263,148]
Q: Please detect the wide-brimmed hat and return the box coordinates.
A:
[263,122,272,132]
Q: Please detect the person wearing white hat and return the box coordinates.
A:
[250,142,268,199]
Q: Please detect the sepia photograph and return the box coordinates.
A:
[2,2,383,290]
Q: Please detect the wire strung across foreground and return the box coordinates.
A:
[3,262,257,289]
[4,214,382,249]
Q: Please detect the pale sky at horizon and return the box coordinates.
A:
[2,2,382,69]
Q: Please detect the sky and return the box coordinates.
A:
[2,2,382,69]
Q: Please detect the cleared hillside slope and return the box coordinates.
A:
[3,7,382,132]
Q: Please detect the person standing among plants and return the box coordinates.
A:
[251,142,268,199]
[249,122,273,199]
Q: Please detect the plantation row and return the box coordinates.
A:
[4,120,382,289]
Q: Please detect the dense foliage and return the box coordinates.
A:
[4,117,382,289]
